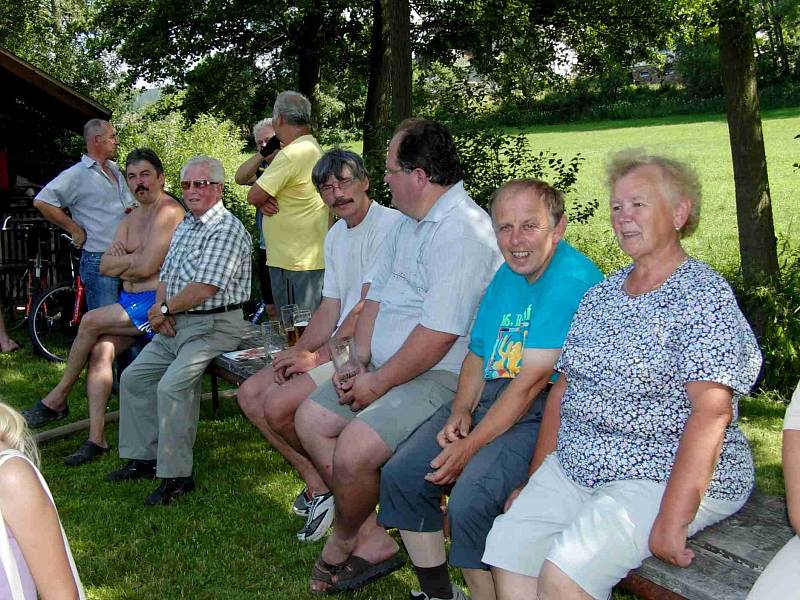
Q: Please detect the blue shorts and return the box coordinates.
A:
[119,290,156,340]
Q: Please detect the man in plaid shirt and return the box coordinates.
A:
[106,155,252,505]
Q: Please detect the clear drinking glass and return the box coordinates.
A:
[293,309,312,343]
[262,321,286,360]
[328,337,360,382]
[280,304,299,346]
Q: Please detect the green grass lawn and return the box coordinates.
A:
[511,107,800,274]
[2,109,796,598]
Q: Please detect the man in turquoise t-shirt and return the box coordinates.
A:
[378,179,603,600]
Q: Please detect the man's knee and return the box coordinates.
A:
[89,338,115,365]
[238,373,268,419]
[333,423,392,482]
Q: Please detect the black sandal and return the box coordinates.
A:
[22,400,69,428]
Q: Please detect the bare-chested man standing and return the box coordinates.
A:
[22,148,185,466]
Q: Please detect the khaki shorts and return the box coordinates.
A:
[483,454,746,600]
[307,369,458,451]
[307,361,335,387]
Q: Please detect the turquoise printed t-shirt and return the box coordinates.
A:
[468,240,603,380]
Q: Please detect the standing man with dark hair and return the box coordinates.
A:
[22,148,184,464]
[34,118,134,311]
[107,155,251,505]
[295,119,502,593]
[247,91,328,311]
[235,117,279,318]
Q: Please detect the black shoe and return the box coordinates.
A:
[106,459,157,483]
[64,441,111,467]
[145,476,195,506]
[22,400,69,428]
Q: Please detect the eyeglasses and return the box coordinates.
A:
[180,180,220,191]
[384,166,410,177]
[319,177,355,194]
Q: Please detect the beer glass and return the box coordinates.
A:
[328,337,360,383]
[293,309,312,343]
[280,304,299,346]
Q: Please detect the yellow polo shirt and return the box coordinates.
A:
[255,134,328,271]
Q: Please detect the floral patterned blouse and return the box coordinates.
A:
[555,258,762,501]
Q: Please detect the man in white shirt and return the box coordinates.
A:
[238,148,400,542]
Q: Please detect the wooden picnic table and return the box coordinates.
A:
[206,324,796,600]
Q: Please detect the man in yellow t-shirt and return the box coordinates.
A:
[247,91,328,310]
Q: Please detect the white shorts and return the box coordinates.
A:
[307,361,335,387]
[482,454,746,600]
[747,535,800,599]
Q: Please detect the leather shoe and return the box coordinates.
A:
[145,476,195,506]
[106,459,157,483]
[64,440,111,467]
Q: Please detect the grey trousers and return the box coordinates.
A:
[118,310,245,478]
[268,267,324,311]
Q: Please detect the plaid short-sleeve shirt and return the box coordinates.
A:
[160,201,252,311]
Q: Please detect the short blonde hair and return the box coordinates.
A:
[0,403,39,467]
[605,149,702,238]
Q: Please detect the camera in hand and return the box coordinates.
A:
[259,135,281,157]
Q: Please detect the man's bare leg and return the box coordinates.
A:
[319,420,397,565]
[86,334,137,447]
[0,306,19,353]
[41,303,140,410]
[238,367,327,495]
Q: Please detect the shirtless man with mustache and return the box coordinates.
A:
[22,148,185,467]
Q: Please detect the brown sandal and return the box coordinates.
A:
[309,558,343,594]
[329,553,405,592]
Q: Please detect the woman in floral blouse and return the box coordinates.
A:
[482,149,762,600]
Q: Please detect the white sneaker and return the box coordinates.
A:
[296,491,335,542]
[410,583,470,600]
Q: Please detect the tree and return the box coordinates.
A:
[92,0,370,129]
[363,0,412,179]
[718,0,779,336]
[0,0,121,110]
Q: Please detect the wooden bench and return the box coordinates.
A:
[207,330,795,600]
[619,492,794,599]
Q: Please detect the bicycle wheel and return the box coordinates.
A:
[28,282,80,362]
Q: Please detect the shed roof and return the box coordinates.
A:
[0,45,111,134]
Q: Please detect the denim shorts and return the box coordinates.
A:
[80,251,120,311]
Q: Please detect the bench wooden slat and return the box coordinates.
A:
[619,492,794,600]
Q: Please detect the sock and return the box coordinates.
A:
[413,562,452,599]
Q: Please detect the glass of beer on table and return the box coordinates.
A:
[280,304,299,346]
[293,309,312,343]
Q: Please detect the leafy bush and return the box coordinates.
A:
[117,109,253,235]
[454,128,598,223]
[725,238,800,398]
[368,124,597,227]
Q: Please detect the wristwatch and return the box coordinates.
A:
[160,301,171,317]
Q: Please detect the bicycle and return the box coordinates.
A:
[1,215,86,361]
[27,242,85,362]
[0,216,55,332]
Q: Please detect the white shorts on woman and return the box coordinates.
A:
[482,453,746,600]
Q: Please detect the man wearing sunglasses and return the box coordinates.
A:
[107,155,252,506]
[246,91,328,311]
